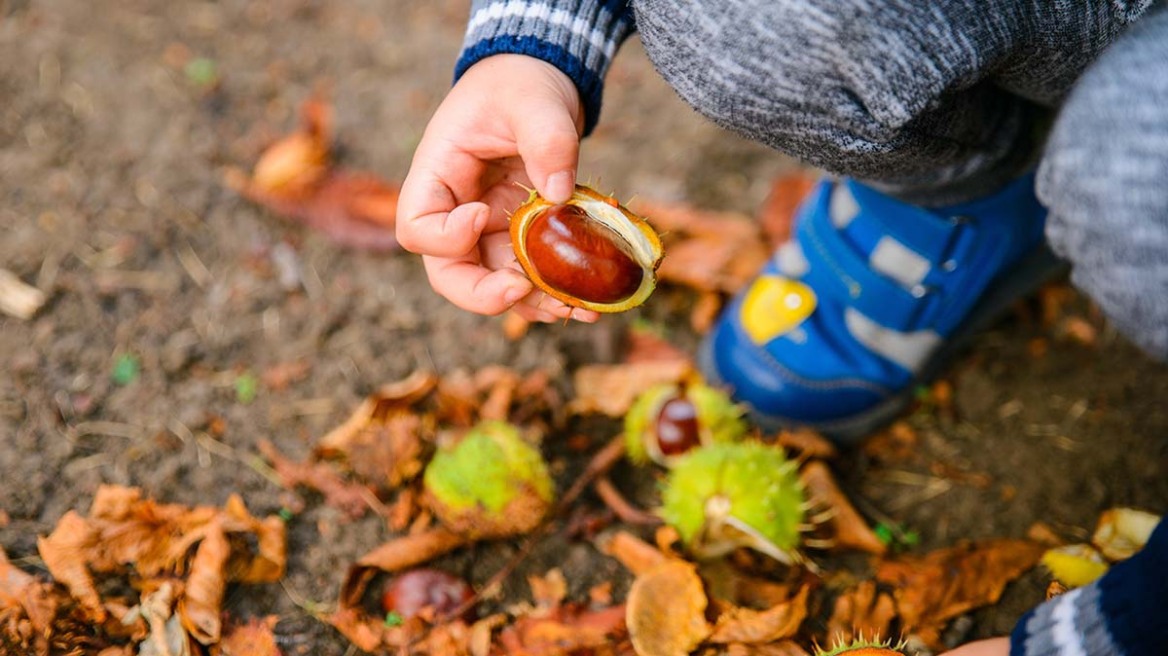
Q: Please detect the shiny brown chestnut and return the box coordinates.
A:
[654,393,702,456]
[510,185,663,313]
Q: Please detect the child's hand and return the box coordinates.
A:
[397,54,600,323]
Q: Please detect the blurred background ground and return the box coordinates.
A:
[1,1,1166,654]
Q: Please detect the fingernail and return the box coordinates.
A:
[545,171,575,202]
[471,206,489,234]
[503,286,528,305]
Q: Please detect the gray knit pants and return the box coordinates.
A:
[634,0,1168,359]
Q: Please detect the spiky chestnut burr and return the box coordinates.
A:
[423,421,554,540]
[660,441,807,565]
[624,381,748,466]
[816,637,910,656]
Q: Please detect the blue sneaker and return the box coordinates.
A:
[699,174,1065,444]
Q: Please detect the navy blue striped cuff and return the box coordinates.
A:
[454,0,636,135]
[1010,519,1167,656]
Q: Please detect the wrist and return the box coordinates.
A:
[454,0,636,134]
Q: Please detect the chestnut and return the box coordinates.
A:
[380,568,475,621]
[510,185,663,313]
[654,395,702,456]
[524,203,644,304]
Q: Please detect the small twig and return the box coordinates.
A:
[593,476,660,526]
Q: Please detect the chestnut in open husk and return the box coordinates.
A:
[624,382,748,467]
[510,185,663,313]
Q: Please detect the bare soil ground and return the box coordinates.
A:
[1,1,1166,654]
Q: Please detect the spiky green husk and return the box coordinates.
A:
[815,637,908,656]
[423,421,554,538]
[624,382,748,465]
[660,441,804,560]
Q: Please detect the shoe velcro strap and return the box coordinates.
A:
[845,181,965,263]
[797,185,943,332]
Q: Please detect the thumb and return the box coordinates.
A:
[514,98,581,203]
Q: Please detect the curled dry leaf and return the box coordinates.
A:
[35,486,285,636]
[725,641,811,656]
[1091,507,1161,562]
[500,603,628,655]
[626,560,711,656]
[624,323,692,365]
[772,428,838,462]
[177,523,229,645]
[226,97,401,251]
[259,440,375,519]
[824,580,897,647]
[876,538,1045,649]
[315,370,438,488]
[597,530,669,577]
[569,360,693,417]
[630,199,770,296]
[220,616,281,656]
[708,585,810,645]
[799,462,886,556]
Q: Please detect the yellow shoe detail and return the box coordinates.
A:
[740,276,817,344]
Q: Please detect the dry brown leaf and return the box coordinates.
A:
[631,199,770,295]
[569,360,693,417]
[861,421,920,463]
[626,560,711,656]
[315,371,438,487]
[876,538,1045,649]
[824,580,897,647]
[598,531,669,576]
[772,428,838,461]
[501,604,627,655]
[708,585,809,644]
[260,361,311,391]
[690,291,725,334]
[799,462,886,555]
[177,523,228,645]
[624,324,692,365]
[258,440,378,519]
[36,511,104,619]
[226,98,401,251]
[725,640,811,656]
[757,171,817,248]
[699,560,794,611]
[528,568,568,610]
[220,616,281,656]
[0,546,58,648]
[36,485,284,645]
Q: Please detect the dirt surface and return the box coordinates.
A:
[1,1,1166,654]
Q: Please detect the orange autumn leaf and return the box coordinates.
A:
[220,616,282,656]
[226,97,401,251]
[528,568,568,610]
[824,580,897,647]
[757,171,816,247]
[876,538,1045,648]
[708,585,810,645]
[632,198,770,296]
[799,461,887,556]
[569,359,693,417]
[500,604,628,655]
[36,486,285,629]
[626,560,711,656]
[314,370,438,488]
[598,531,670,577]
[177,523,229,645]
